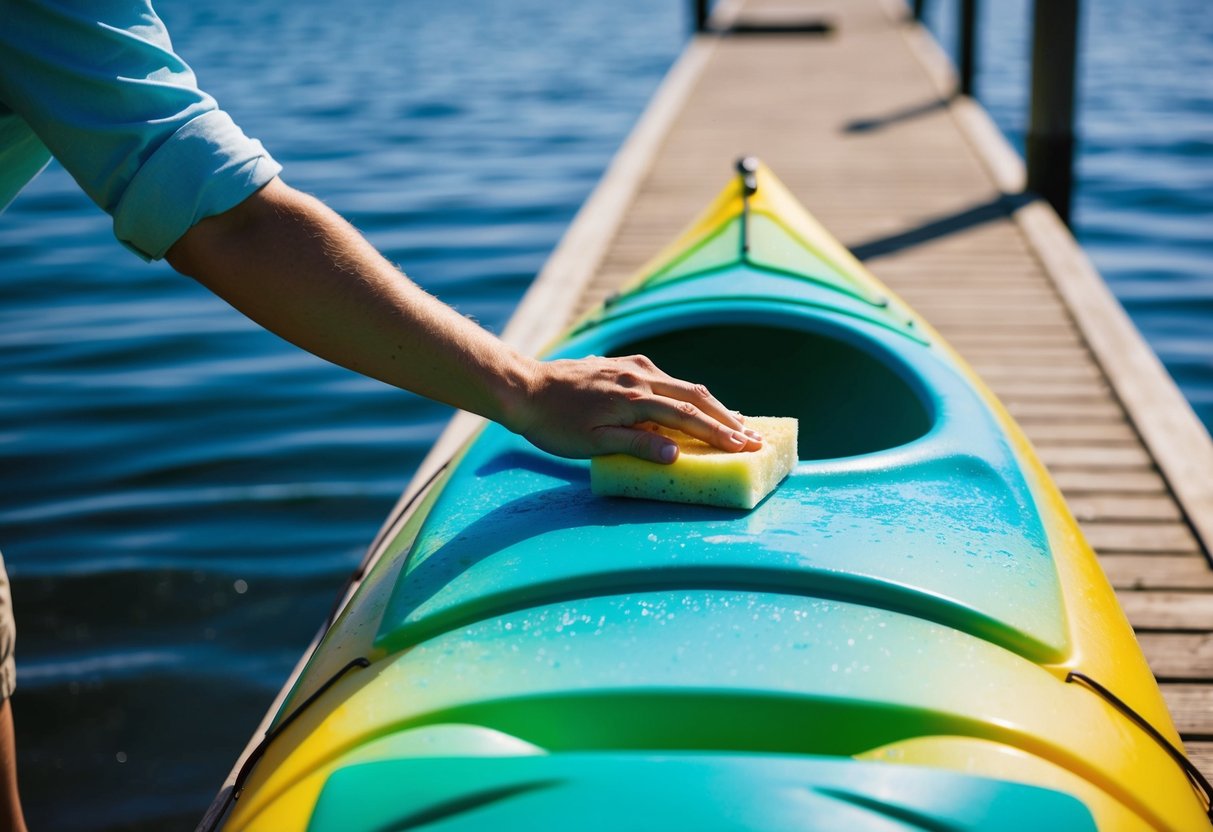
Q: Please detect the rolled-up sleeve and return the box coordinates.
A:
[0,0,282,259]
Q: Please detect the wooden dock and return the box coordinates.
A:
[503,0,1213,777]
[199,0,1213,825]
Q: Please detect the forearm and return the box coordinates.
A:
[168,178,760,462]
[166,178,535,426]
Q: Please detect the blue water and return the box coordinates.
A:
[0,0,1209,829]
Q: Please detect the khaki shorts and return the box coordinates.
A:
[0,552,13,699]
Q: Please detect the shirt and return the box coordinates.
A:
[0,0,282,260]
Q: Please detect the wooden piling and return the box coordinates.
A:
[1026,0,1081,224]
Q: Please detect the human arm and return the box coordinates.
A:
[165,178,760,462]
[0,0,755,460]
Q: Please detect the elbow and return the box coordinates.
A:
[166,177,287,278]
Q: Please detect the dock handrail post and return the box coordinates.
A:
[1026,0,1081,225]
[957,0,978,96]
[693,0,711,33]
[912,0,928,20]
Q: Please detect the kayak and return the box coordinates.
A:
[215,161,1210,831]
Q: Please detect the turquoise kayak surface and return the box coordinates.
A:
[377,274,1067,664]
[310,753,1096,832]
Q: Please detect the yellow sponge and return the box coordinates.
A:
[590,416,798,510]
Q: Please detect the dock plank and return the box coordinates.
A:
[1101,555,1213,590]
[1137,634,1213,680]
[1053,469,1168,494]
[1068,495,1182,523]
[1160,685,1213,735]
[1020,422,1137,444]
[1082,522,1201,554]
[1120,592,1213,631]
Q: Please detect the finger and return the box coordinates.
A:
[648,378,747,432]
[593,425,679,463]
[632,396,759,453]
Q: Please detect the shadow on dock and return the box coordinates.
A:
[850,192,1032,262]
[845,95,954,134]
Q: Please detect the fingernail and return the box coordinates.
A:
[659,443,678,463]
[729,431,746,446]
[745,429,763,442]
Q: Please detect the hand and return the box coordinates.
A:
[508,354,763,463]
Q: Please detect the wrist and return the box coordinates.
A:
[490,351,542,435]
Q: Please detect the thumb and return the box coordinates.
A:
[593,426,679,464]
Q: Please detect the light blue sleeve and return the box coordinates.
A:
[0,107,52,213]
[0,0,282,260]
